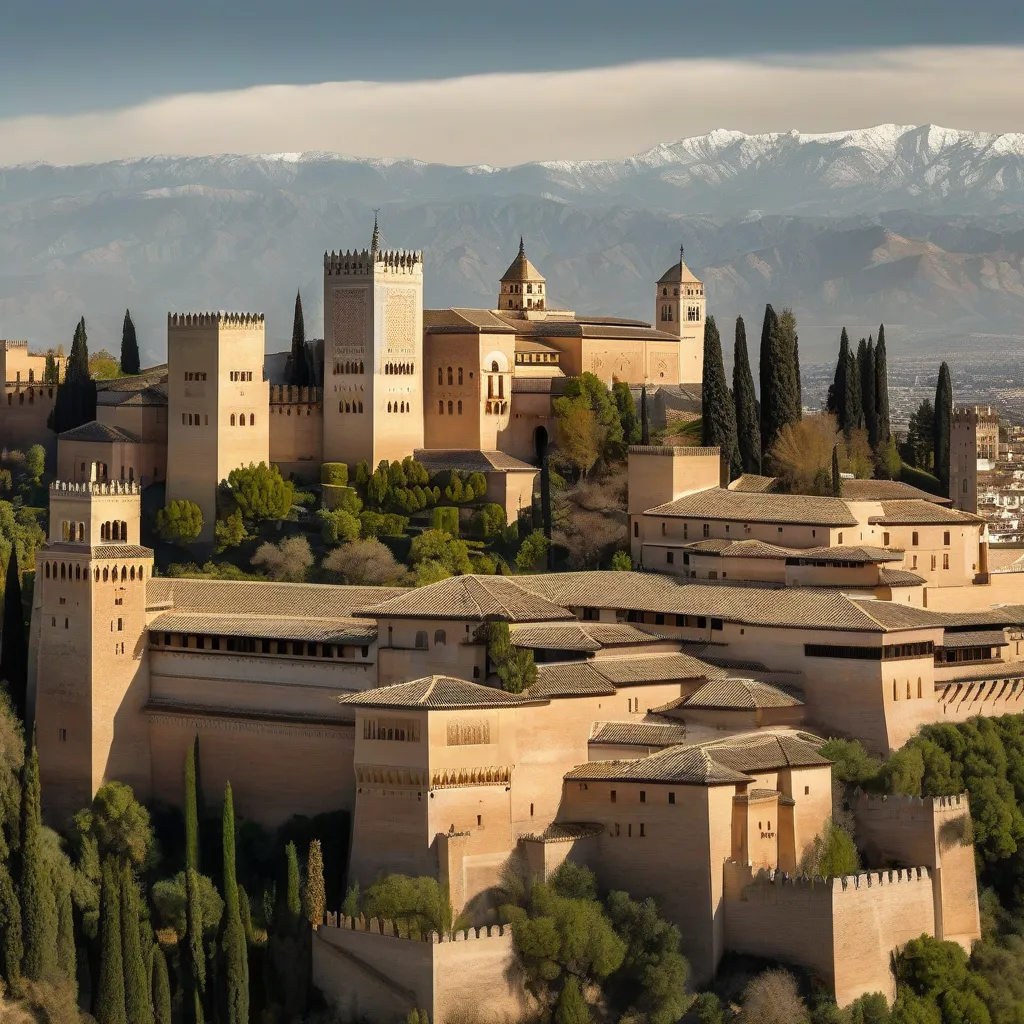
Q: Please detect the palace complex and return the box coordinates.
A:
[5,226,1012,1019]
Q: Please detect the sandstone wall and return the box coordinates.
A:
[269,385,323,481]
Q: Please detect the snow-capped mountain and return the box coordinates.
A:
[2,124,1024,357]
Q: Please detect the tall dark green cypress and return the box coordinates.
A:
[846,344,862,432]
[288,291,310,387]
[185,736,200,873]
[51,317,97,433]
[97,859,127,1024]
[732,317,761,475]
[120,309,141,375]
[0,549,28,725]
[152,945,172,1024]
[612,381,640,447]
[828,328,850,431]
[758,305,777,456]
[935,362,953,497]
[860,337,878,447]
[759,304,800,460]
[0,831,22,991]
[700,315,740,478]
[875,324,890,444]
[221,783,249,1024]
[20,740,57,982]
[55,865,76,985]
[183,868,206,1024]
[121,863,153,1024]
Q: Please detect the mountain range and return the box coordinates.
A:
[1,123,1023,364]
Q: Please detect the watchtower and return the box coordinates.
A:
[165,311,270,541]
[950,405,999,514]
[29,481,154,823]
[655,247,706,387]
[322,217,424,468]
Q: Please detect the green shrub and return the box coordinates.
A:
[433,507,459,536]
[471,503,506,539]
[359,511,409,539]
[321,462,349,487]
[155,500,204,546]
[323,485,363,514]
[899,463,945,498]
[319,509,361,545]
[467,472,488,498]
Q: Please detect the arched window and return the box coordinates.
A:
[121,521,127,538]
[434,629,446,647]
[400,402,406,413]
[45,563,50,579]
[358,402,363,413]
[121,566,126,582]
[103,568,109,582]
[60,563,66,579]
[491,360,499,372]
[458,367,463,385]
[457,400,462,414]
[415,631,428,649]
[439,400,444,414]
[250,413,255,426]
[447,366,453,385]
[95,568,100,581]
[498,376,504,398]
[447,401,453,415]
[230,413,236,426]
[75,565,81,580]
[111,521,119,541]
[138,565,144,580]
[130,566,135,581]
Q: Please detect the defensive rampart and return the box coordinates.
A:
[312,914,530,1024]
[723,861,936,1006]
[268,384,323,480]
[935,676,1024,723]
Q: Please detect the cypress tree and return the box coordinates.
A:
[183,867,206,1024]
[121,863,153,1024]
[0,835,22,991]
[43,351,58,384]
[828,328,850,431]
[776,309,802,426]
[304,839,326,928]
[97,859,127,1024]
[732,317,761,475]
[700,315,740,478]
[875,324,890,443]
[20,740,57,982]
[238,887,255,946]
[221,783,249,1024]
[55,866,76,985]
[758,304,776,455]
[640,384,649,444]
[553,975,591,1024]
[860,337,878,447]
[185,736,200,873]
[121,309,140,375]
[832,446,842,497]
[612,380,639,447]
[935,362,953,497]
[285,842,301,924]
[759,305,800,459]
[152,945,172,1024]
[51,317,96,433]
[0,549,28,725]
[288,291,310,387]
[846,344,862,432]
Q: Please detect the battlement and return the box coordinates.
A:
[854,791,969,817]
[322,913,508,945]
[0,339,29,350]
[734,861,931,892]
[269,384,323,406]
[324,249,424,277]
[50,480,141,498]
[167,312,265,329]
[953,406,999,426]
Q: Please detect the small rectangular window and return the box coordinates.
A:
[666,551,674,565]
[883,532,890,546]
[804,786,810,795]
[477,815,482,826]
[639,824,645,837]
[58,729,67,743]
[668,792,675,804]
[610,790,617,803]
[944,531,951,545]
[640,791,646,803]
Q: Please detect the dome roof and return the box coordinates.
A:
[658,246,702,285]
[501,238,545,283]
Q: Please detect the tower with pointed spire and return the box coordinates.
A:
[498,237,546,314]
[322,215,425,466]
[655,245,706,386]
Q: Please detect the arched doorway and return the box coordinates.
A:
[534,426,548,462]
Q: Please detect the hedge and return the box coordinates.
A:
[321,462,349,487]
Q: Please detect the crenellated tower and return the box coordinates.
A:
[322,217,424,468]
[165,311,270,541]
[29,481,154,824]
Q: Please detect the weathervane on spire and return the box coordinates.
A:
[371,209,381,254]
[680,244,685,261]
[519,236,526,257]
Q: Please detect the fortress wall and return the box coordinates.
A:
[936,677,1024,724]
[148,712,355,827]
[348,788,434,887]
[1,385,57,458]
[723,862,935,1006]
[269,385,323,482]
[313,919,527,1024]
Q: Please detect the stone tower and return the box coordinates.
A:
[951,405,999,514]
[497,238,546,313]
[29,481,153,824]
[165,312,270,541]
[655,247,706,387]
[323,218,424,468]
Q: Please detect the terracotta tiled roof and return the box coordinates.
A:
[878,568,927,586]
[500,241,545,283]
[566,747,749,786]
[510,622,665,652]
[657,257,702,285]
[680,678,804,710]
[682,538,791,559]
[356,575,573,623]
[58,420,142,443]
[589,721,689,748]
[150,611,376,645]
[704,733,830,772]
[728,474,778,493]
[423,308,516,334]
[412,449,536,473]
[529,663,617,698]
[93,544,153,559]
[872,500,982,525]
[144,698,351,728]
[790,546,905,563]
[590,652,719,685]
[95,368,167,392]
[515,338,561,353]
[839,479,952,504]
[336,675,542,709]
[939,629,1008,649]
[146,578,405,618]
[512,377,571,395]
[645,488,858,526]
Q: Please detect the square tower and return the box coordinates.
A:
[323,228,424,468]
[165,312,270,541]
[29,481,154,824]
[951,405,999,513]
[655,248,706,387]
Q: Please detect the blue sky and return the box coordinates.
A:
[2,0,1023,164]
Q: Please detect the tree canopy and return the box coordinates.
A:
[120,310,140,375]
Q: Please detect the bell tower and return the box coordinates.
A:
[322,216,424,469]
[655,246,706,387]
[29,480,153,824]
